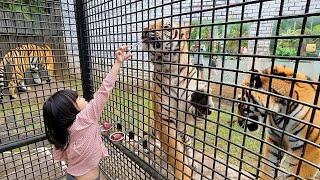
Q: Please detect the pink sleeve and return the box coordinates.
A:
[77,72,117,123]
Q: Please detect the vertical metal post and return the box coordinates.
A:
[74,0,93,100]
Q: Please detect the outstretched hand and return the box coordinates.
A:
[116,45,132,63]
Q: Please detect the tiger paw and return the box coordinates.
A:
[155,139,161,149]
[18,86,29,92]
[33,78,42,84]
[10,94,17,99]
[186,156,197,170]
[189,161,198,171]
[32,72,42,84]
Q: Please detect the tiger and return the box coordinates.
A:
[0,44,54,102]
[142,20,215,180]
[237,65,320,180]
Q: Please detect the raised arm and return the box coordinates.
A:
[77,46,131,123]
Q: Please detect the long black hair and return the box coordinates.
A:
[43,89,80,150]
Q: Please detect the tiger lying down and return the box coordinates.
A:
[142,20,215,180]
[0,44,54,102]
[237,65,320,180]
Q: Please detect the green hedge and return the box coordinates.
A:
[190,20,250,54]
[270,16,320,57]
[1,0,50,20]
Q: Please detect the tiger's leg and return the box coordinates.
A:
[17,82,30,92]
[152,87,162,149]
[160,120,192,180]
[153,109,162,149]
[16,73,31,92]
[177,118,194,169]
[285,143,320,180]
[259,135,283,180]
[8,80,17,99]
[31,71,42,85]
[13,55,31,92]
[155,117,162,149]
[5,66,17,99]
[182,134,194,168]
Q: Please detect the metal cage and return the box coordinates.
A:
[1,0,320,179]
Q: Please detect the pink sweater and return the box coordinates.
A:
[52,72,117,176]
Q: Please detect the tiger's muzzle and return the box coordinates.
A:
[237,107,259,131]
[189,91,214,119]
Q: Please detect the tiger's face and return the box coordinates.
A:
[237,66,315,132]
[238,65,316,131]
[237,71,283,131]
[142,20,189,62]
[237,89,267,132]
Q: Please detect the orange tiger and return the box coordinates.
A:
[0,44,54,102]
[237,65,320,179]
[142,20,214,180]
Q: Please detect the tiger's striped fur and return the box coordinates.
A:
[142,20,214,180]
[0,44,54,101]
[237,65,320,180]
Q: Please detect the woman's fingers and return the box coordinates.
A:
[116,45,128,55]
[125,53,132,60]
[116,45,132,62]
[119,45,128,52]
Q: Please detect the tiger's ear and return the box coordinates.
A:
[250,69,262,89]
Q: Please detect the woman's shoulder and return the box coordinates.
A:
[69,115,97,132]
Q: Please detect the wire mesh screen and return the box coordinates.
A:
[0,0,319,179]
[81,0,320,179]
[0,0,80,179]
